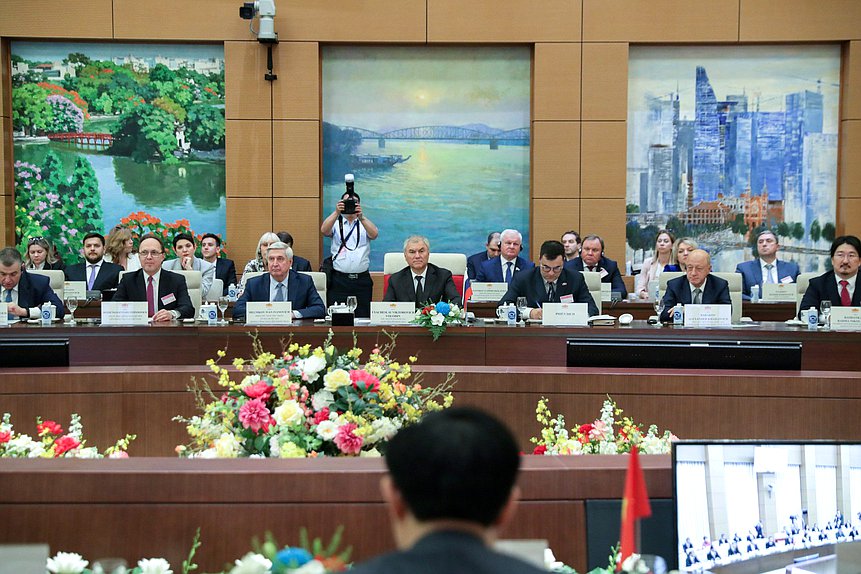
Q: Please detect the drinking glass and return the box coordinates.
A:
[65,297,79,324]
[516,296,529,322]
[653,295,665,325]
[346,296,358,314]
[217,296,230,325]
[820,300,832,329]
[92,558,128,574]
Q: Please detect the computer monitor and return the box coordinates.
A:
[0,339,69,367]
[673,441,861,574]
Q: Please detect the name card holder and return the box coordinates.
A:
[469,282,509,302]
[830,307,861,331]
[63,281,87,300]
[102,301,149,326]
[761,282,796,302]
[600,283,612,302]
[370,302,415,325]
[0,303,8,326]
[542,302,589,326]
[684,304,732,328]
[246,302,293,326]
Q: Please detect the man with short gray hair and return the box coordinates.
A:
[384,235,461,307]
[475,229,533,283]
[0,246,64,321]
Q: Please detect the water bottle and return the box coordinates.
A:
[807,307,818,330]
[673,305,684,325]
[40,302,54,326]
[750,284,759,303]
[227,283,237,301]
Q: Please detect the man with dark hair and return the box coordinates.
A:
[64,232,123,292]
[0,246,64,320]
[564,234,628,299]
[561,230,581,261]
[659,249,731,322]
[162,232,216,298]
[200,233,237,295]
[735,229,799,300]
[500,240,598,319]
[349,407,546,574]
[799,235,861,313]
[113,233,195,322]
[384,235,461,307]
[275,231,313,272]
[466,231,501,279]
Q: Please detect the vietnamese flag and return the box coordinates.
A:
[618,448,651,569]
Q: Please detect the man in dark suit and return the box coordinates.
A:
[64,232,123,292]
[384,235,461,307]
[659,249,731,322]
[735,229,800,299]
[113,234,195,322]
[0,247,64,320]
[475,229,533,283]
[233,242,325,321]
[276,231,313,272]
[349,407,547,574]
[201,233,237,295]
[466,231,500,279]
[799,235,861,314]
[500,240,598,318]
[564,234,628,298]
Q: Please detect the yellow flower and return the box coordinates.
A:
[232,358,245,369]
[216,349,226,358]
[408,356,417,363]
[313,347,326,358]
[347,348,362,359]
[273,400,304,427]
[443,394,454,408]
[279,442,306,458]
[288,343,299,353]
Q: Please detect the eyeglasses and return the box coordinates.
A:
[27,237,45,246]
[834,251,859,260]
[140,250,164,258]
[540,264,563,273]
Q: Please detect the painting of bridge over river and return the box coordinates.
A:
[322,46,531,269]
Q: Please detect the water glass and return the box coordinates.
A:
[516,296,529,321]
[65,297,79,324]
[92,558,128,574]
[653,295,665,322]
[820,300,832,329]
[217,296,230,324]
[346,296,358,313]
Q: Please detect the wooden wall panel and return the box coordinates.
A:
[428,0,581,43]
[534,43,581,121]
[273,120,319,198]
[580,121,626,199]
[225,120,272,198]
[841,120,861,199]
[0,194,8,247]
[272,42,320,120]
[844,42,861,121]
[0,40,8,118]
[0,0,112,38]
[740,0,861,42]
[0,117,8,194]
[226,197,274,271]
[532,198,582,259]
[581,43,627,121]
[225,42,273,120]
[114,0,249,40]
[273,198,322,269]
[532,121,581,199]
[280,0,426,42]
[580,198,627,264]
[583,0,740,43]
[838,198,861,237]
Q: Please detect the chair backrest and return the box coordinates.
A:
[241,271,266,287]
[579,271,602,314]
[659,271,741,323]
[658,271,685,291]
[206,278,223,301]
[796,272,819,313]
[29,269,65,301]
[299,271,327,305]
[170,270,202,316]
[382,252,468,297]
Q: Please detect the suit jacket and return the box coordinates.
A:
[292,255,312,272]
[659,274,731,322]
[475,255,534,283]
[799,271,861,315]
[65,260,124,291]
[735,259,800,299]
[162,256,216,298]
[500,267,599,316]
[384,263,462,307]
[13,271,65,316]
[233,269,325,320]
[466,250,490,279]
[349,530,547,574]
[113,269,195,319]
[564,255,628,299]
[214,258,238,295]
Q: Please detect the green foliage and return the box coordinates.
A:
[150,63,176,83]
[153,95,187,123]
[810,219,821,242]
[626,203,640,214]
[822,222,836,243]
[112,103,179,163]
[68,156,104,231]
[182,527,201,574]
[791,222,804,241]
[12,83,52,135]
[776,221,790,238]
[186,104,225,150]
[323,122,363,155]
[94,91,113,114]
[730,213,748,235]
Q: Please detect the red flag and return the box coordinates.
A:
[618,448,652,569]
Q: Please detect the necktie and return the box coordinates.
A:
[547,282,556,302]
[274,282,285,302]
[764,264,774,284]
[146,276,155,317]
[504,262,513,283]
[693,288,702,305]
[5,289,13,321]
[840,280,851,306]
[87,264,98,291]
[415,276,424,304]
[588,266,595,272]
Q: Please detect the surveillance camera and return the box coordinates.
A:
[238,0,277,43]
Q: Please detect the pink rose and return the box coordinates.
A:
[334,423,363,455]
[244,381,275,402]
[53,435,81,456]
[0,430,11,444]
[589,420,609,441]
[313,407,330,425]
[349,369,380,394]
[239,399,275,433]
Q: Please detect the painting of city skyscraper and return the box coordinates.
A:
[627,45,840,274]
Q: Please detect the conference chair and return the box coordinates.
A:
[28,269,65,302]
[299,271,327,306]
[206,278,223,301]
[796,272,819,315]
[171,270,203,318]
[382,252,468,297]
[579,270,602,314]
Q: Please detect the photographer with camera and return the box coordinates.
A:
[321,174,378,317]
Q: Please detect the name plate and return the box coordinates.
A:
[542,302,589,326]
[830,307,861,331]
[601,283,612,302]
[246,302,292,325]
[0,303,8,326]
[370,301,415,325]
[63,281,87,300]
[102,301,149,325]
[761,282,796,302]
[684,304,732,328]
[469,282,509,302]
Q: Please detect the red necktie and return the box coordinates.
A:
[147,276,155,317]
[840,280,851,306]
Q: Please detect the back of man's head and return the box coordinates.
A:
[385,407,520,527]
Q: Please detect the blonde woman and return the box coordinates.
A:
[673,237,699,271]
[104,227,141,271]
[23,237,66,270]
[635,229,677,299]
[240,231,279,288]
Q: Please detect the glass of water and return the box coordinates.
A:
[217,296,230,324]
[516,296,529,322]
[65,297,79,324]
[653,295,665,325]
[820,300,832,329]
[346,296,358,314]
[92,558,128,574]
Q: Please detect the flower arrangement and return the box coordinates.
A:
[0,413,135,458]
[236,527,351,573]
[411,301,465,341]
[176,332,454,458]
[531,397,675,455]
[119,211,229,258]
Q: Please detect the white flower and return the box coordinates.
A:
[273,400,304,427]
[367,417,400,443]
[294,560,327,574]
[137,557,173,574]
[359,447,382,457]
[311,389,334,410]
[47,552,89,574]
[621,553,649,574]
[316,420,338,440]
[322,369,350,392]
[556,439,583,455]
[7,434,44,458]
[640,435,670,454]
[230,552,272,574]
[215,432,242,458]
[239,374,261,389]
[71,446,101,459]
[298,355,327,382]
[431,313,445,326]
[196,448,218,459]
[598,440,618,455]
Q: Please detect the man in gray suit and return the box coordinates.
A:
[349,408,547,574]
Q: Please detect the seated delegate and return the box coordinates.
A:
[799,235,860,314]
[659,249,731,322]
[384,235,461,307]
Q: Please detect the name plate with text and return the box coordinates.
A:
[246,302,292,325]
[101,301,149,326]
[469,282,509,302]
[830,307,861,331]
[370,302,415,325]
[683,304,732,328]
[0,303,8,326]
[761,282,797,302]
[601,283,612,302]
[63,281,87,300]
[542,302,589,326]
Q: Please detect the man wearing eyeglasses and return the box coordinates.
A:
[0,247,65,321]
[499,240,597,319]
[113,234,195,322]
[799,235,861,314]
[466,231,500,280]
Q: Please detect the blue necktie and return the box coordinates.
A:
[504,262,513,283]
[5,289,13,321]
[274,283,285,302]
